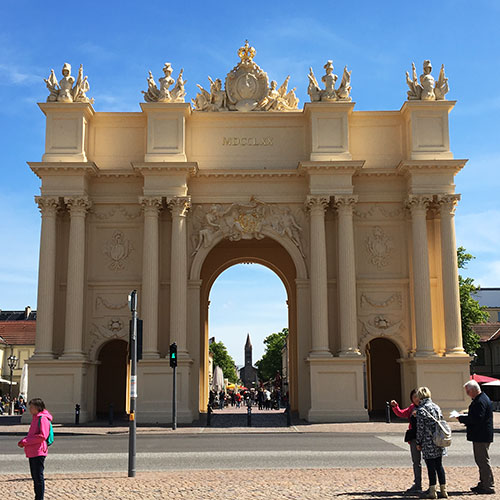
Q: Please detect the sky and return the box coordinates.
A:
[0,1,499,364]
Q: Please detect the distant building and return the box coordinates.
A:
[0,307,36,398]
[473,288,500,323]
[238,334,258,389]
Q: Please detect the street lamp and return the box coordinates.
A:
[7,354,18,415]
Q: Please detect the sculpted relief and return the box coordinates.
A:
[44,63,93,103]
[406,60,449,101]
[190,197,305,256]
[192,40,299,112]
[102,230,134,271]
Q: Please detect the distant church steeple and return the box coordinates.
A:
[245,333,252,367]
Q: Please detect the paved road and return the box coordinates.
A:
[1,431,499,474]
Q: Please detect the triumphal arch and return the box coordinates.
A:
[28,42,471,423]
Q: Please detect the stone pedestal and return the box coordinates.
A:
[401,101,455,160]
[26,359,94,423]
[39,102,94,162]
[400,356,471,414]
[140,103,191,162]
[137,359,194,424]
[307,357,368,422]
[304,102,355,161]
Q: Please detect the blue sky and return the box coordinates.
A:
[0,1,499,363]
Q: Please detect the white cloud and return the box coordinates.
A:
[475,261,500,288]
[455,209,500,255]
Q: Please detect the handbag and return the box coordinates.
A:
[421,407,452,447]
[404,427,417,442]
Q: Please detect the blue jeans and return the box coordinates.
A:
[29,456,45,500]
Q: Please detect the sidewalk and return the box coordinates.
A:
[2,467,499,499]
[3,408,500,435]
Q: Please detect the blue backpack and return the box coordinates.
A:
[38,416,54,446]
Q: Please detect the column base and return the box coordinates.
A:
[338,349,362,357]
[307,356,368,422]
[30,352,55,360]
[141,352,160,360]
[414,350,440,358]
[445,348,469,357]
[308,349,333,358]
[59,352,86,361]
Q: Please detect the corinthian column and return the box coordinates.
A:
[61,196,91,359]
[406,194,435,356]
[33,196,60,358]
[333,195,361,356]
[437,194,465,355]
[140,196,163,359]
[168,196,191,357]
[306,195,332,357]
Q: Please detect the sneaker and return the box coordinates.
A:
[470,483,482,492]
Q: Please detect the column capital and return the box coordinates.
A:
[139,196,163,215]
[305,195,330,213]
[64,196,92,215]
[167,196,191,217]
[405,194,433,214]
[436,193,461,215]
[35,196,60,216]
[332,194,358,212]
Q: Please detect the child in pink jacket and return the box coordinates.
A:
[18,398,53,500]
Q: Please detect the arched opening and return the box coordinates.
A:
[199,236,299,416]
[96,339,128,419]
[366,337,402,415]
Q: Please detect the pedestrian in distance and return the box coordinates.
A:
[391,389,422,495]
[17,398,53,500]
[457,380,495,495]
[415,387,448,499]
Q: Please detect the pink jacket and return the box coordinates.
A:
[392,403,416,429]
[19,409,53,458]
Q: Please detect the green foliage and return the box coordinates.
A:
[255,328,288,382]
[458,246,489,355]
[209,341,238,383]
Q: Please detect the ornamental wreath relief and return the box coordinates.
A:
[365,226,393,269]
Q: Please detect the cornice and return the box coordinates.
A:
[354,167,402,177]
[28,162,99,179]
[299,160,365,174]
[397,159,467,175]
[193,168,304,179]
[94,168,141,178]
[131,162,198,176]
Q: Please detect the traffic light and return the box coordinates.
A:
[169,342,177,368]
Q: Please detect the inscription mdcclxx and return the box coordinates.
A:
[222,137,273,146]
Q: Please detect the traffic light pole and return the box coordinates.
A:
[172,364,177,430]
[170,342,177,431]
[128,290,138,478]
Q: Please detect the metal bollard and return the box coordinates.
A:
[286,402,291,427]
[108,403,114,426]
[207,404,212,427]
[247,403,252,427]
[385,401,391,424]
[75,404,80,425]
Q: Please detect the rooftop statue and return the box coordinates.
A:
[44,63,94,103]
[192,40,299,112]
[307,61,352,102]
[406,60,449,101]
[142,63,186,103]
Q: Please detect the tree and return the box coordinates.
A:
[209,341,238,383]
[255,328,288,382]
[458,246,489,355]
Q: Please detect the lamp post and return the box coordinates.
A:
[7,354,18,415]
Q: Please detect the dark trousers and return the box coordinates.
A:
[409,439,422,488]
[473,442,494,489]
[425,456,445,486]
[29,456,45,500]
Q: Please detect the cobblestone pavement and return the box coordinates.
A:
[2,467,499,499]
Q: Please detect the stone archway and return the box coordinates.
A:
[366,337,402,413]
[197,236,302,415]
[96,339,128,418]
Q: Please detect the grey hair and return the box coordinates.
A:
[464,380,481,393]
